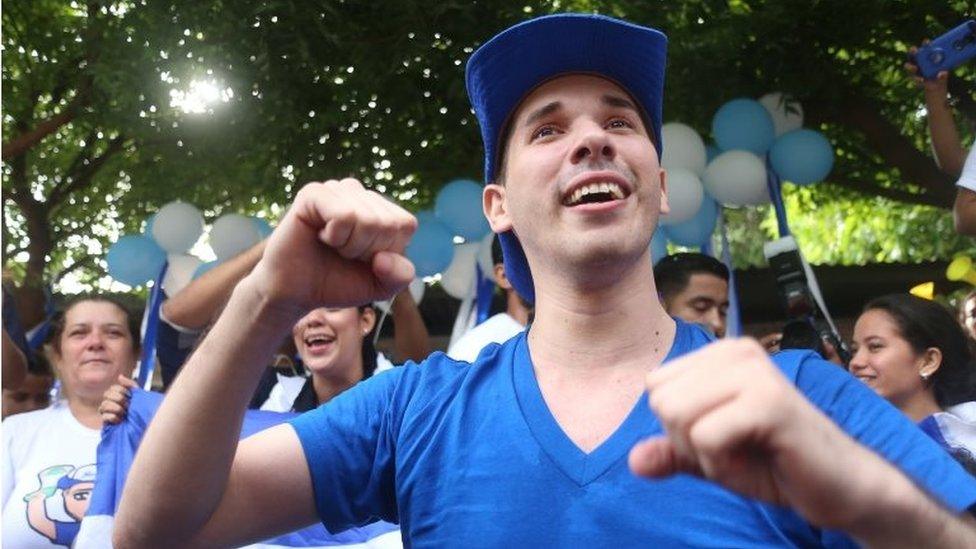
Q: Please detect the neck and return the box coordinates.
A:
[528,254,675,376]
[66,394,103,430]
[311,367,361,405]
[898,390,943,423]
[506,292,531,326]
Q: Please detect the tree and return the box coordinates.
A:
[3,0,973,293]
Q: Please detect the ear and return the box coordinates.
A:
[658,168,670,215]
[918,347,942,379]
[360,306,377,335]
[484,184,513,233]
[493,263,513,291]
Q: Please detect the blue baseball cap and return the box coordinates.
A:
[465,13,668,304]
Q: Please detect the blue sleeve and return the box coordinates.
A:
[775,350,976,512]
[289,365,413,532]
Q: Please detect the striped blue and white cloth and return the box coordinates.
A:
[919,401,976,477]
[74,390,401,548]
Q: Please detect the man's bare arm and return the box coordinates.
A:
[161,239,267,330]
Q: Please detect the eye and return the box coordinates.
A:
[530,124,558,141]
[606,117,635,130]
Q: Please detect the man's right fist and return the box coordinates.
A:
[248,178,418,313]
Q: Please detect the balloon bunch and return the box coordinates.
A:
[653,92,834,257]
[105,201,272,294]
[405,179,495,300]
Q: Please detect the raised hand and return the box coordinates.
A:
[247,178,417,315]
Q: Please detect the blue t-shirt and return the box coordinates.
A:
[291,321,976,547]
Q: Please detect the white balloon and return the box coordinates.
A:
[660,169,705,225]
[162,254,203,296]
[440,242,479,300]
[759,93,804,137]
[152,201,204,254]
[476,232,497,278]
[409,277,426,305]
[661,122,707,176]
[703,150,770,206]
[210,213,262,261]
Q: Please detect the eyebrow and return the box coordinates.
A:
[601,94,638,112]
[522,101,562,127]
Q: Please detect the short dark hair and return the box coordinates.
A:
[491,234,504,266]
[862,294,976,408]
[654,252,730,301]
[49,295,141,355]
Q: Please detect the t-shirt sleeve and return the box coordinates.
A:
[957,147,976,192]
[288,366,411,532]
[779,350,976,512]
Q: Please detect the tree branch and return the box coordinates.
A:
[828,172,945,208]
[48,134,126,208]
[53,253,96,283]
[1,88,89,161]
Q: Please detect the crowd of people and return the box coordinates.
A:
[3,11,976,549]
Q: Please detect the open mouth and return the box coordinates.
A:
[562,181,629,207]
[303,334,336,352]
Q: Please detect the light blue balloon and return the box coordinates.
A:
[414,209,438,225]
[650,230,668,265]
[406,218,456,277]
[252,217,274,239]
[769,129,834,185]
[705,143,721,164]
[712,98,775,155]
[193,260,221,279]
[143,214,156,237]
[662,197,719,247]
[106,235,167,286]
[434,179,490,240]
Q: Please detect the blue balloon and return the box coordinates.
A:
[662,197,719,247]
[193,260,221,279]
[769,129,834,185]
[406,218,456,277]
[414,209,438,225]
[143,214,156,237]
[106,235,167,287]
[252,217,274,239]
[705,143,721,164]
[712,98,775,155]
[434,179,490,240]
[650,230,668,265]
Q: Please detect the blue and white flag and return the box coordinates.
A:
[74,390,401,548]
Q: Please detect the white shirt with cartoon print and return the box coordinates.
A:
[2,401,100,548]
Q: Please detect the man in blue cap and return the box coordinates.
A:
[116,14,976,547]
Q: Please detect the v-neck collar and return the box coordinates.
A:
[512,320,688,486]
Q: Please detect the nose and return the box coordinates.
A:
[84,331,106,351]
[571,123,616,165]
[704,309,724,338]
[848,348,867,372]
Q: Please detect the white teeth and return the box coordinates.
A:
[566,182,625,205]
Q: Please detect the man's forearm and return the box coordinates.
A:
[391,291,432,362]
[115,275,302,547]
[161,240,267,330]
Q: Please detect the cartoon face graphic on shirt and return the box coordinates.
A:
[24,464,96,546]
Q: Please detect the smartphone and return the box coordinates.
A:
[916,20,976,79]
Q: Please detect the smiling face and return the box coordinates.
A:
[292,307,375,380]
[55,300,137,402]
[850,308,936,409]
[483,74,668,289]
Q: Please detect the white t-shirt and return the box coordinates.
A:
[260,353,396,413]
[446,313,526,363]
[2,402,101,548]
[958,147,976,192]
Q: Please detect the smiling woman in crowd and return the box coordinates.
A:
[2,296,139,548]
[851,293,976,474]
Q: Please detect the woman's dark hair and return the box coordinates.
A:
[49,295,141,355]
[863,294,976,408]
[359,304,379,379]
